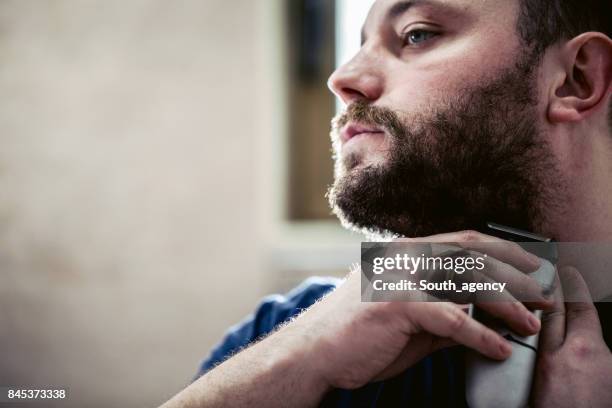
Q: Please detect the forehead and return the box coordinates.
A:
[363,0,518,39]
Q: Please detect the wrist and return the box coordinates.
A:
[266,322,333,399]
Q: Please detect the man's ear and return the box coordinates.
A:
[548,32,612,123]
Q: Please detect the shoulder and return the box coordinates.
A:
[252,276,341,331]
[195,276,341,378]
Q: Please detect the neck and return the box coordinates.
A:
[545,129,612,300]
[547,134,612,242]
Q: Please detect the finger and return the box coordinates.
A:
[422,230,541,272]
[476,299,541,337]
[429,268,541,336]
[426,251,548,305]
[559,266,602,338]
[420,246,549,306]
[418,255,544,335]
[410,302,512,360]
[472,250,551,307]
[539,269,565,351]
[473,271,540,337]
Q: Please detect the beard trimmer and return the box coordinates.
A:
[465,222,557,408]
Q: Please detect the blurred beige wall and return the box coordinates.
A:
[0,1,288,406]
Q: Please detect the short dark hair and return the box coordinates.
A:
[517,0,611,54]
[517,0,612,128]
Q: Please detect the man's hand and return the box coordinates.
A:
[531,266,612,407]
[161,231,550,408]
[298,236,547,390]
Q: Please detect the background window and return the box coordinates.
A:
[286,0,374,220]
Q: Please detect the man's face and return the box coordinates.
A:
[327,0,562,238]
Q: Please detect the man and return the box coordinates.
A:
[162,0,611,406]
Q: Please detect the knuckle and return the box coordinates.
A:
[567,303,595,318]
[508,242,527,258]
[471,268,486,284]
[480,329,496,348]
[541,310,564,325]
[508,241,522,251]
[563,273,582,292]
[460,230,481,242]
[510,301,526,316]
[538,294,556,309]
[568,336,597,359]
[368,302,408,327]
[362,302,391,322]
[445,306,468,333]
[335,373,367,390]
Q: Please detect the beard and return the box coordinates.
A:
[328,53,563,239]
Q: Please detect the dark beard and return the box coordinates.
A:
[328,55,562,238]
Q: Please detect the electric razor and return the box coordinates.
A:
[465,222,557,408]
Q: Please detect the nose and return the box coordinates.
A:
[327,52,384,105]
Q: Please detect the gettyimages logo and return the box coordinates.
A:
[371,252,487,275]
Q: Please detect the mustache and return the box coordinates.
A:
[334,101,406,138]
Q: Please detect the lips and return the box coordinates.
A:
[340,122,384,144]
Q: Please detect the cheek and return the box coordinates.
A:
[382,66,449,112]
[381,37,522,111]
[381,69,475,117]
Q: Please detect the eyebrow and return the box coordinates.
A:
[360,0,460,45]
[388,0,423,19]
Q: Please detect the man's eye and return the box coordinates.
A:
[403,29,438,46]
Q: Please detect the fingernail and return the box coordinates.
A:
[528,313,541,332]
[528,253,542,269]
[499,341,513,357]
